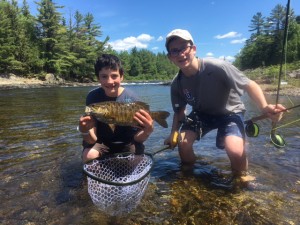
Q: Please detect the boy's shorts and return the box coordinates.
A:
[82,141,145,156]
[181,112,245,149]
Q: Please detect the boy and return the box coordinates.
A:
[164,29,285,177]
[78,54,154,163]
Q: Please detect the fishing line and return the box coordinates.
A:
[271,118,300,130]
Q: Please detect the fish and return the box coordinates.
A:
[85,101,170,128]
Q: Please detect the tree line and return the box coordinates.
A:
[234,3,300,70]
[0,0,299,82]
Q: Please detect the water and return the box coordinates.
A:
[0,85,299,224]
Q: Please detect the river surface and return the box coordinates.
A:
[0,84,299,225]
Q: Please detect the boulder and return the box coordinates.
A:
[288,69,300,78]
[45,73,57,84]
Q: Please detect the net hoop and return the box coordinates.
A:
[83,152,154,186]
[82,147,173,216]
[83,152,155,216]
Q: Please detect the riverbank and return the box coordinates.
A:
[0,74,97,89]
[1,74,300,96]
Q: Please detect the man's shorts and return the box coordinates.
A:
[181,112,245,149]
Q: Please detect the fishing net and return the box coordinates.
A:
[83,153,153,216]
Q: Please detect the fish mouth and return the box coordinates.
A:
[85,106,92,115]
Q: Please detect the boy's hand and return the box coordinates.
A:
[133,109,154,135]
[263,104,286,123]
[79,115,96,133]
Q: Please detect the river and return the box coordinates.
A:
[0,84,299,224]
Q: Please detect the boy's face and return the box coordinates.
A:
[167,38,196,69]
[97,67,123,97]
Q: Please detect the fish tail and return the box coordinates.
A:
[151,111,170,128]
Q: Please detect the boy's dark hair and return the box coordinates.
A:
[94,54,124,77]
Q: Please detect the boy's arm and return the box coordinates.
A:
[79,116,97,145]
[245,80,286,122]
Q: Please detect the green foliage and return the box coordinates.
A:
[0,0,178,81]
[243,60,300,88]
[235,3,300,70]
[2,1,298,83]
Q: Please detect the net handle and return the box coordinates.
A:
[82,152,154,186]
[151,145,172,155]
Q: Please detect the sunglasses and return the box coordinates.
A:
[168,45,193,57]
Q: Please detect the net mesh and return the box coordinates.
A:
[83,154,153,216]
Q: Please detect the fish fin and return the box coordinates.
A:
[151,111,170,128]
[108,124,115,132]
[135,101,150,110]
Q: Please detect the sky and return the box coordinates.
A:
[23,0,300,62]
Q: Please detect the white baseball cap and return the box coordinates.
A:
[165,29,194,48]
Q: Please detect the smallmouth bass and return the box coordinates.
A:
[85,101,170,128]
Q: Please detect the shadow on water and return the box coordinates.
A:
[0,85,299,224]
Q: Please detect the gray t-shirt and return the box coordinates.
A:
[170,58,250,115]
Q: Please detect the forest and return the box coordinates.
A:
[0,0,299,82]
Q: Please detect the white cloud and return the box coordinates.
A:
[214,31,242,39]
[157,36,163,41]
[230,38,247,44]
[206,52,214,57]
[108,34,154,51]
[136,34,154,42]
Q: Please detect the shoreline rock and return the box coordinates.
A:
[0,74,98,90]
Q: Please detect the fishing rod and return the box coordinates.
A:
[269,0,291,148]
[275,0,291,105]
[245,103,300,123]
[244,103,300,148]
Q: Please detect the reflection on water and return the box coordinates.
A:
[0,85,299,224]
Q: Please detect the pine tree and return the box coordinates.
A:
[249,12,265,36]
[36,0,63,73]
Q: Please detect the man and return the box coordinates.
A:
[164,29,285,177]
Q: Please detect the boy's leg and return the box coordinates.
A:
[178,129,198,164]
[216,113,249,176]
[224,135,248,175]
[82,143,108,163]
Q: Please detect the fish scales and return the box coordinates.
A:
[109,102,138,124]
